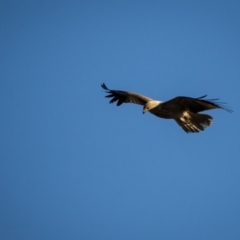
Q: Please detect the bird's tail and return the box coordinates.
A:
[175,113,213,133]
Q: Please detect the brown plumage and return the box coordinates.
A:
[101,83,232,133]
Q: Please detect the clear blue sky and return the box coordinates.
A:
[1,1,240,240]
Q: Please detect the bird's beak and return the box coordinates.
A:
[142,109,146,114]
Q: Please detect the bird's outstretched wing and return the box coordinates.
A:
[101,83,152,106]
[161,95,233,113]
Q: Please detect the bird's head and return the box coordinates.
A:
[143,101,161,114]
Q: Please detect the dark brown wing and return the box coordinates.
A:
[162,95,233,113]
[101,83,152,106]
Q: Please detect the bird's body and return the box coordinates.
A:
[101,83,232,133]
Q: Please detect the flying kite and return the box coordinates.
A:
[101,83,232,133]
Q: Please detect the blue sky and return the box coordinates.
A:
[1,1,240,239]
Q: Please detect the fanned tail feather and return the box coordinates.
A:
[176,113,213,133]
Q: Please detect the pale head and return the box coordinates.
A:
[143,100,162,114]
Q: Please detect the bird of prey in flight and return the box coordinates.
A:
[101,83,232,133]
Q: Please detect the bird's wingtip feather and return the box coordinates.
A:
[101,83,109,90]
